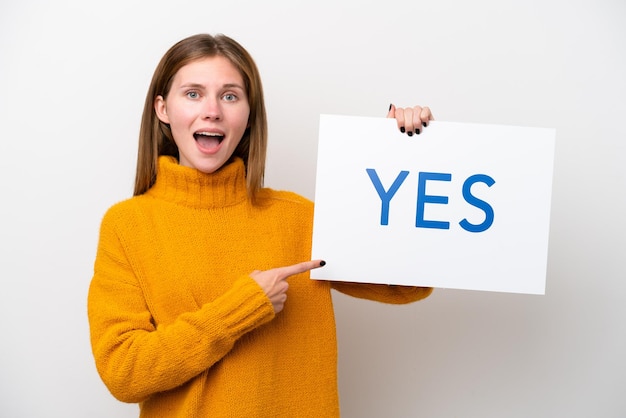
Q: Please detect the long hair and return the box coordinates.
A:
[134,34,268,203]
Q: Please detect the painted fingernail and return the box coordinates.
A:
[422,122,428,127]
[320,260,326,267]
[389,103,393,111]
[415,128,421,135]
[400,127,405,133]
[407,131,413,137]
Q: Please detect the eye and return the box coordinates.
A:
[223,93,237,102]
[186,91,200,99]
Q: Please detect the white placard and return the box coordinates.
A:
[311,114,555,294]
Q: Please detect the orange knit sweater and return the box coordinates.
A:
[88,156,432,417]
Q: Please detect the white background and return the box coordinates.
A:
[1,1,624,417]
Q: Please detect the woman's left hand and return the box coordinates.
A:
[387,104,434,136]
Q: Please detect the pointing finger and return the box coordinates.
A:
[279,260,327,279]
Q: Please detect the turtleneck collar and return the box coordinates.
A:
[146,156,249,209]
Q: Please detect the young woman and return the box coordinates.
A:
[88,33,434,417]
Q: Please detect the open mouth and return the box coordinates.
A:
[193,131,225,149]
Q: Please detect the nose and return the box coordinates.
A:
[202,97,222,120]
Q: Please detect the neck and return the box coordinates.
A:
[146,156,249,209]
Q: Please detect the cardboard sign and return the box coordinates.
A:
[310,115,555,294]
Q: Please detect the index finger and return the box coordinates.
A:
[279,259,326,279]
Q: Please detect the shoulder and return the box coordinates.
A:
[257,188,313,210]
[102,196,139,217]
[98,195,148,230]
[255,189,314,226]
[254,189,314,240]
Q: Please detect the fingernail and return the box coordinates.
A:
[407,131,413,137]
[400,126,405,133]
[422,122,428,128]
[389,103,393,111]
[416,128,421,135]
[320,260,326,267]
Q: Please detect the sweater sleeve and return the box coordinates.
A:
[87,216,275,403]
[330,281,433,304]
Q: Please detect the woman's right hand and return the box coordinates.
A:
[250,260,326,314]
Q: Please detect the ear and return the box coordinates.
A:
[154,95,170,124]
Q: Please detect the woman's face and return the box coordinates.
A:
[155,56,250,173]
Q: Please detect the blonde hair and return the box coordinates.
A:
[134,34,267,203]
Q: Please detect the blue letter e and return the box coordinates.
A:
[416,172,451,229]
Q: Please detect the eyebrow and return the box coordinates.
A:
[179,82,245,90]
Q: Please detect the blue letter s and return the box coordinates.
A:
[459,174,495,233]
